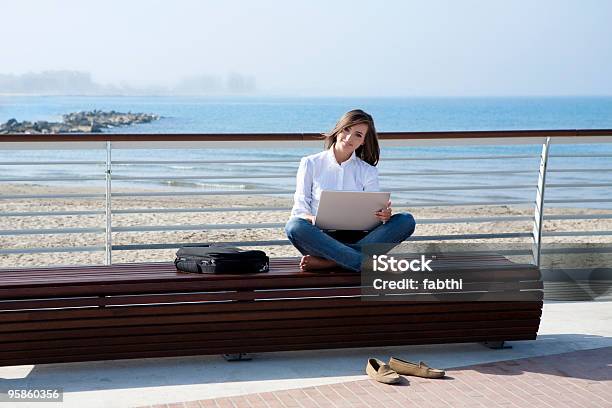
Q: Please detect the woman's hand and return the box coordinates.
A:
[301,214,316,225]
[375,201,392,224]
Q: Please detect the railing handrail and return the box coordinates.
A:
[1,128,612,142]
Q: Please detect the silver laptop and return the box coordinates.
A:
[315,191,391,231]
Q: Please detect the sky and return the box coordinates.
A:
[1,0,611,96]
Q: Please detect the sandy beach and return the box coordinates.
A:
[0,183,611,269]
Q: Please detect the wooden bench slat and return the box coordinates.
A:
[0,253,518,274]
[0,281,543,312]
[0,329,539,363]
[0,256,536,284]
[0,302,543,332]
[1,326,542,354]
[0,333,537,367]
[0,260,535,280]
[0,296,544,324]
[0,266,540,292]
[0,313,542,342]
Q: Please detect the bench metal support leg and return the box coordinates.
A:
[223,353,252,361]
[481,341,511,349]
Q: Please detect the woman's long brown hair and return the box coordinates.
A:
[322,109,380,166]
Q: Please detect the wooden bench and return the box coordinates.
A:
[0,254,543,366]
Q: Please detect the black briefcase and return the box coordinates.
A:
[174,245,269,274]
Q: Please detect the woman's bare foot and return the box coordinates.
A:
[300,255,338,271]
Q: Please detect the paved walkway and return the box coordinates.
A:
[152,347,612,408]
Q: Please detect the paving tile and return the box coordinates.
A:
[153,347,612,408]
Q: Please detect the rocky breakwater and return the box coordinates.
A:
[0,110,160,134]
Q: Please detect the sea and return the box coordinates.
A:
[1,95,611,208]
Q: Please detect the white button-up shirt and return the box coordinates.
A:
[290,149,380,218]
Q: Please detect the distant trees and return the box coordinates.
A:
[0,70,257,95]
[0,70,100,94]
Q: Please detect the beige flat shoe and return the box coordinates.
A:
[389,357,445,378]
[366,358,401,384]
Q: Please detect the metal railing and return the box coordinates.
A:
[1,130,612,270]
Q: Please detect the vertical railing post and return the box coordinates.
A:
[105,141,112,265]
[532,137,550,267]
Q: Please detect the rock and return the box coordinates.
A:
[6,118,18,129]
[2,110,160,134]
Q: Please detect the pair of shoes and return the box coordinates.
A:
[366,358,446,384]
[366,358,401,384]
[389,357,446,379]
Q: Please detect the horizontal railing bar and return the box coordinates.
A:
[112,201,535,214]
[113,223,281,232]
[419,216,531,223]
[0,194,532,203]
[111,170,539,181]
[544,214,612,221]
[113,207,289,214]
[112,215,533,233]
[549,154,612,158]
[112,232,532,250]
[0,156,588,166]
[380,170,536,176]
[0,176,105,182]
[0,193,105,200]
[540,246,612,254]
[0,202,537,217]
[111,185,536,197]
[382,155,539,161]
[0,210,104,217]
[409,232,531,241]
[545,198,612,204]
[547,182,612,188]
[113,233,531,251]
[492,249,533,256]
[112,240,291,250]
[0,161,104,165]
[396,249,533,257]
[390,185,534,191]
[2,129,611,143]
[543,230,612,237]
[0,246,105,255]
[106,202,540,217]
[0,227,104,236]
[111,201,534,215]
[111,155,540,165]
[401,200,534,207]
[113,159,299,164]
[548,168,612,173]
[0,215,605,235]
[172,188,515,196]
[0,162,528,172]
[112,174,295,180]
[2,215,606,235]
[11,240,609,255]
[541,267,612,276]
[0,154,596,166]
[111,190,293,197]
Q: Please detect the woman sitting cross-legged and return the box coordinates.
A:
[285,109,416,272]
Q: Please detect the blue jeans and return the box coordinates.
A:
[285,213,416,271]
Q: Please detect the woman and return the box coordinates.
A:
[285,109,416,271]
